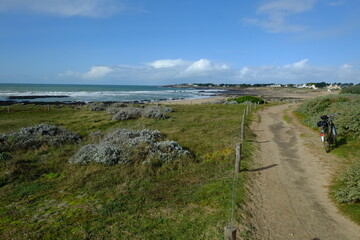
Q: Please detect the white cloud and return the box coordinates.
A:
[244,0,316,33]
[257,0,315,14]
[185,59,230,73]
[59,58,360,85]
[0,0,125,17]
[239,67,250,77]
[284,58,309,69]
[147,59,187,68]
[82,66,114,79]
[59,59,232,84]
[328,0,345,6]
[237,59,360,83]
[340,63,353,70]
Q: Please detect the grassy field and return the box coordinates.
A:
[0,103,254,239]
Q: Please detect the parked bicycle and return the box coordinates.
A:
[317,113,339,152]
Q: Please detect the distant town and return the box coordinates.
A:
[164,82,355,90]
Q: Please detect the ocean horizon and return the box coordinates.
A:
[0,83,222,103]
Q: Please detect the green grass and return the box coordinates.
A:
[331,138,360,162]
[283,109,292,124]
[331,179,360,224]
[0,103,252,239]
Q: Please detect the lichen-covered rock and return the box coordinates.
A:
[0,124,80,151]
[111,107,142,121]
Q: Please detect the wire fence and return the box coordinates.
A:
[224,102,258,240]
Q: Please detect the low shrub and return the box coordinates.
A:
[227,95,265,104]
[111,107,142,121]
[341,84,360,94]
[109,106,173,121]
[148,141,189,163]
[70,129,190,166]
[0,151,12,162]
[334,160,360,203]
[102,129,163,146]
[141,107,170,119]
[0,124,81,151]
[296,94,360,138]
[89,102,107,111]
[69,144,123,165]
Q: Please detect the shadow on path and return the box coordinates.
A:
[242,164,278,172]
[247,140,270,144]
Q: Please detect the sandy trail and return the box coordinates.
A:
[247,104,360,240]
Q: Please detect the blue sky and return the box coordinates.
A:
[0,0,360,85]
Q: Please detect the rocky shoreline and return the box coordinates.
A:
[7,95,69,100]
[0,97,187,106]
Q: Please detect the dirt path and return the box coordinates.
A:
[247,104,360,240]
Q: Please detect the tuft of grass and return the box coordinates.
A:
[283,111,292,124]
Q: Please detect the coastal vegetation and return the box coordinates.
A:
[296,94,360,223]
[227,96,265,104]
[341,84,360,94]
[0,103,253,239]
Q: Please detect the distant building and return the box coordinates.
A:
[327,84,342,90]
[269,84,282,87]
[296,84,318,89]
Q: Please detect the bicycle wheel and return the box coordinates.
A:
[323,132,331,153]
[331,125,337,147]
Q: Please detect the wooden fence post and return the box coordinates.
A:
[224,223,237,240]
[235,142,241,173]
[7,106,10,113]
[241,114,245,141]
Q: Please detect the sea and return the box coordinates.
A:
[0,83,222,103]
